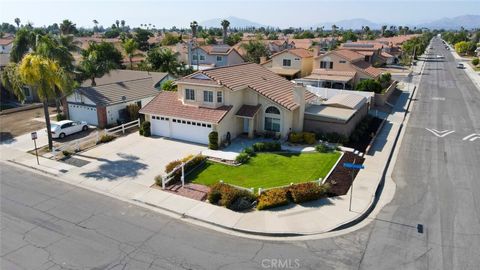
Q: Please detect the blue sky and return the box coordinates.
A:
[1,0,479,28]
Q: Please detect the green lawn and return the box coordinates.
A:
[187,152,341,190]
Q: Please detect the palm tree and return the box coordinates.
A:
[145,47,181,75]
[404,26,410,35]
[331,24,338,37]
[93,19,98,32]
[10,28,35,63]
[3,54,72,150]
[381,25,387,36]
[122,38,139,69]
[120,20,125,29]
[116,20,120,29]
[221,19,230,44]
[190,21,198,38]
[60,19,76,35]
[398,26,404,35]
[14,18,21,28]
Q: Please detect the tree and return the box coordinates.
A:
[115,20,120,29]
[10,28,35,63]
[14,18,20,28]
[79,42,122,86]
[331,24,338,36]
[122,38,139,69]
[240,40,269,63]
[472,57,479,66]
[160,32,180,46]
[3,54,72,150]
[60,19,77,35]
[267,32,278,40]
[381,25,387,36]
[121,20,126,29]
[225,33,242,46]
[455,41,469,55]
[221,19,230,44]
[190,21,198,38]
[342,30,358,42]
[145,47,181,75]
[161,79,177,91]
[356,79,382,93]
[134,28,153,51]
[205,35,217,45]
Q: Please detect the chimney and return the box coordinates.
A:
[293,83,306,131]
[259,56,267,64]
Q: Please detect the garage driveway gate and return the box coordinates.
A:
[151,116,212,144]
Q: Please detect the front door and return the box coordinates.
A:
[243,118,249,133]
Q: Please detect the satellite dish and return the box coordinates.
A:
[121,96,127,102]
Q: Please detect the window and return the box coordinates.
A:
[339,60,346,63]
[320,61,333,69]
[329,62,333,69]
[294,58,300,61]
[192,55,198,60]
[173,119,177,122]
[207,124,212,128]
[187,121,191,125]
[216,56,223,62]
[265,106,280,114]
[203,91,213,103]
[365,56,370,62]
[283,59,291,66]
[200,55,205,61]
[217,91,223,103]
[202,123,206,127]
[182,120,186,124]
[185,89,195,101]
[265,117,280,132]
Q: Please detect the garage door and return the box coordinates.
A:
[150,116,212,145]
[68,104,98,126]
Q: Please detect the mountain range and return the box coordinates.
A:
[199,15,480,30]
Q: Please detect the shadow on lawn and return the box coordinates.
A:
[79,153,148,181]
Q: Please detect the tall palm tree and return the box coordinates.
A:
[221,19,230,44]
[60,19,76,35]
[120,20,125,29]
[398,26,404,35]
[190,21,198,38]
[116,20,120,29]
[381,25,387,36]
[14,18,21,28]
[331,24,338,37]
[3,54,72,150]
[122,38,139,69]
[93,19,98,32]
[10,28,35,63]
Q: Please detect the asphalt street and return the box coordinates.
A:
[1,37,479,270]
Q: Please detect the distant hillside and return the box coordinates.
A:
[418,15,480,30]
[199,16,266,28]
[313,18,382,30]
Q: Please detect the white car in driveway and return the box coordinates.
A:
[50,120,89,139]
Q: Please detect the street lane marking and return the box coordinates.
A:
[431,97,445,101]
[462,134,480,142]
[425,128,455,138]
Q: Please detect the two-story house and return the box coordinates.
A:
[296,49,383,89]
[339,41,385,66]
[140,63,314,145]
[261,48,314,79]
[187,44,244,70]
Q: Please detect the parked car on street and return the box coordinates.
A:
[50,120,89,139]
[457,63,464,69]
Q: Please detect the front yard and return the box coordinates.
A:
[187,152,341,190]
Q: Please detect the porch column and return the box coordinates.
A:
[248,118,254,138]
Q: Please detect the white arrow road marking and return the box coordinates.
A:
[425,128,455,138]
[462,133,480,141]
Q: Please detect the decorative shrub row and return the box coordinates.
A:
[257,188,290,210]
[289,182,331,203]
[315,144,335,153]
[288,132,316,145]
[315,132,349,145]
[235,152,250,164]
[208,182,256,211]
[252,141,281,152]
[98,134,115,144]
[349,115,374,143]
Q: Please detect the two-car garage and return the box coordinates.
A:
[150,115,213,144]
[67,104,98,126]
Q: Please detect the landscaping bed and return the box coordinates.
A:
[324,151,365,196]
[187,152,341,191]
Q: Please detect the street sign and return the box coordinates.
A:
[31,132,37,140]
[31,132,39,165]
[343,163,364,170]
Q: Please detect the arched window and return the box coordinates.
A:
[265,106,280,115]
[265,106,281,132]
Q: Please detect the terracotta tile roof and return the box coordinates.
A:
[312,69,356,77]
[183,63,301,110]
[139,91,232,123]
[80,69,168,87]
[176,78,221,86]
[0,38,14,46]
[328,49,364,62]
[340,42,384,51]
[235,104,261,118]
[352,61,383,78]
[270,48,313,59]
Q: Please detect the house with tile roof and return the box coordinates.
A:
[187,44,244,70]
[140,63,315,145]
[296,49,383,90]
[260,48,314,79]
[0,37,14,54]
[64,70,171,127]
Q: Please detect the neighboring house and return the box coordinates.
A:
[64,70,170,127]
[261,48,314,79]
[0,38,14,54]
[140,63,314,145]
[304,93,369,137]
[187,44,244,69]
[297,49,383,90]
[339,41,385,66]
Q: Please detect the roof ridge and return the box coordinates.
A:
[82,77,154,88]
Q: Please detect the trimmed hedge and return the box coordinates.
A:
[315,144,334,153]
[257,188,290,210]
[98,134,115,144]
[235,152,250,164]
[56,113,66,122]
[289,182,331,203]
[141,121,151,137]
[252,141,281,152]
[208,131,219,150]
[289,132,317,145]
[208,183,256,210]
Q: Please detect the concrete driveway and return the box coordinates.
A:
[67,133,207,189]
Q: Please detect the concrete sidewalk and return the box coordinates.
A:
[450,49,480,91]
[0,70,420,235]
